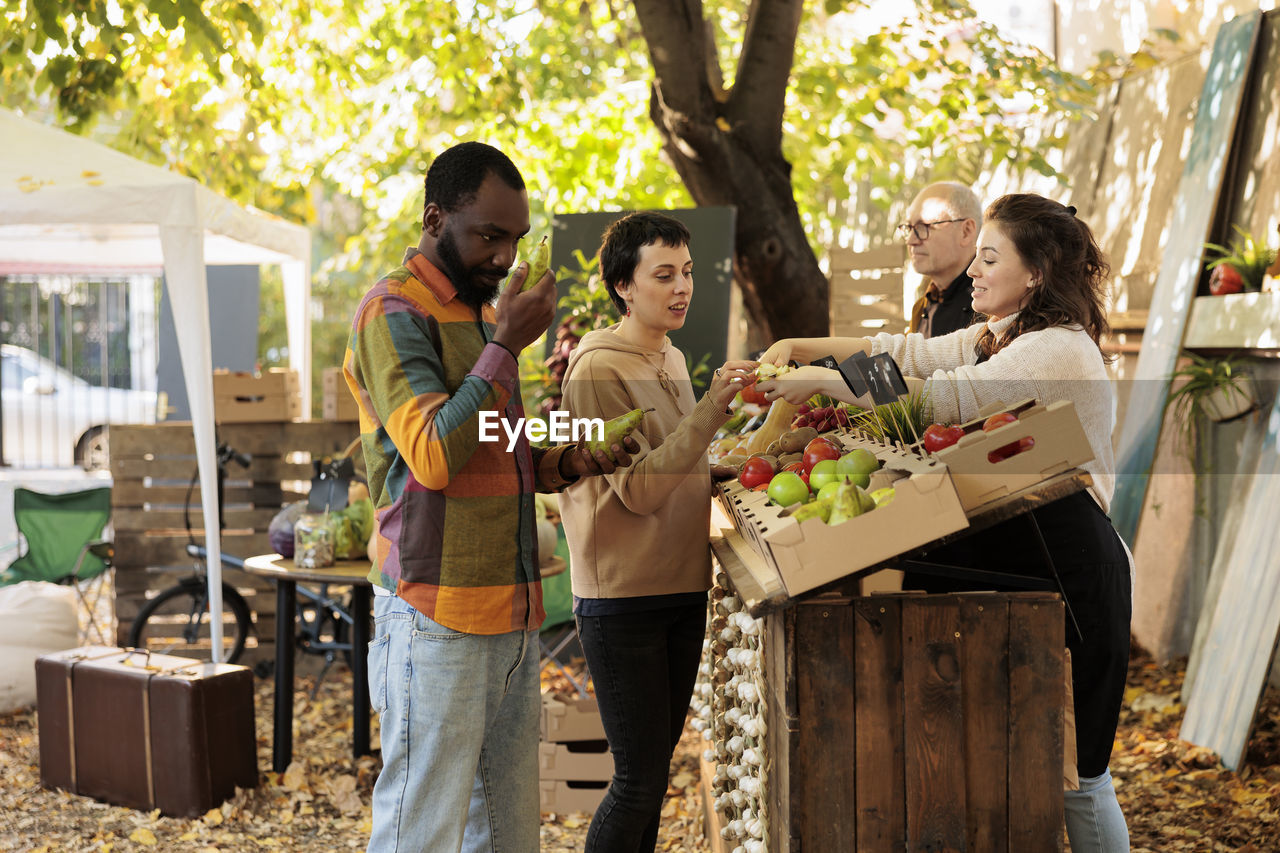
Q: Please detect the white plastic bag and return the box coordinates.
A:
[0,581,79,713]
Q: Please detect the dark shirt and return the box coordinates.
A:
[911,269,977,338]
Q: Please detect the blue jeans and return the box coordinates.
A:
[1065,769,1130,852]
[576,603,707,853]
[367,594,540,853]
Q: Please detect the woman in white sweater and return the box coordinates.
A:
[758,194,1131,853]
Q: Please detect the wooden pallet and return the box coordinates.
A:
[109,420,357,662]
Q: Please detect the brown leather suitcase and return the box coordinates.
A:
[35,646,258,816]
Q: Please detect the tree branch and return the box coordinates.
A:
[729,0,803,154]
[630,0,715,121]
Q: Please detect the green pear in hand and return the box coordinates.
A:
[522,236,550,292]
[586,407,654,462]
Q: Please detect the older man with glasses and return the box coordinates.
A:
[899,181,983,338]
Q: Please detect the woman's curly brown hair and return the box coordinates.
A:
[976,194,1113,360]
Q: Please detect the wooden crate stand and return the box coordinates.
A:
[756,590,1064,852]
[109,421,359,664]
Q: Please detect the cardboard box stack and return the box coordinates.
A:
[539,693,611,814]
[322,367,360,422]
[213,369,302,423]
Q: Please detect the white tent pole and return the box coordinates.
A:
[282,259,311,417]
[160,216,225,663]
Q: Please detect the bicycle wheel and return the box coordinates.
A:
[296,585,352,664]
[127,579,252,664]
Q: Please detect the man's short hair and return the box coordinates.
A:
[922,181,983,228]
[424,142,525,215]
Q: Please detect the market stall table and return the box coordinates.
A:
[704,469,1092,851]
[243,555,373,773]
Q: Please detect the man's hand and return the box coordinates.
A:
[560,436,642,479]
[493,262,556,353]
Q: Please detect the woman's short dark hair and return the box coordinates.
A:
[982,194,1112,357]
[423,142,524,217]
[598,212,692,315]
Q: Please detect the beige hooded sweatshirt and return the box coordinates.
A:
[559,326,730,599]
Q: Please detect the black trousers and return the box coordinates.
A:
[576,602,707,853]
[904,491,1132,778]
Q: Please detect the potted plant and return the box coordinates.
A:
[1203,226,1278,295]
[1165,352,1258,461]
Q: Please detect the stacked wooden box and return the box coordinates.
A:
[213,369,302,423]
[828,244,909,337]
[321,367,360,422]
[109,421,360,664]
[539,693,612,814]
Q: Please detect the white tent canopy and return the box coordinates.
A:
[0,107,313,660]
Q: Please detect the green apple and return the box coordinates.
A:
[834,448,880,488]
[815,481,843,502]
[766,471,811,508]
[807,459,846,493]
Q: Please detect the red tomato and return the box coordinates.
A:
[739,379,769,406]
[988,436,1035,464]
[1208,265,1244,296]
[982,412,1018,432]
[738,456,775,489]
[800,437,841,474]
[922,423,964,454]
[782,461,811,488]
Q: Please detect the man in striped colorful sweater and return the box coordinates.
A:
[344,142,636,853]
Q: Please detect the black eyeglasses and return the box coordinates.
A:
[895,218,965,241]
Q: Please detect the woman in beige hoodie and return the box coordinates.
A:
[560,212,754,852]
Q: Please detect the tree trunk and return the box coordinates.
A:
[631,0,829,342]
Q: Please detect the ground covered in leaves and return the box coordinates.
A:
[0,643,1276,852]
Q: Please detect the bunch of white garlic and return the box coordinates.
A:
[692,573,770,852]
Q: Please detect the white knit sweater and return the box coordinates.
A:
[870,314,1117,512]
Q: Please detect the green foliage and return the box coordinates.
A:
[3,0,1095,391]
[1165,352,1257,466]
[851,390,931,447]
[519,251,616,417]
[1204,226,1279,291]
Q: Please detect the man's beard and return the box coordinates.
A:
[438,226,504,311]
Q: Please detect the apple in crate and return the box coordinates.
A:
[766,471,811,508]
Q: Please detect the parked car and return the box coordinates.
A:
[1,344,164,470]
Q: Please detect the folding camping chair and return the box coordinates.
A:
[0,486,114,645]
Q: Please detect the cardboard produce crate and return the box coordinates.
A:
[761,591,1065,852]
[539,694,611,814]
[538,740,612,782]
[541,694,607,743]
[714,437,967,600]
[539,779,609,815]
[213,369,302,423]
[322,367,360,422]
[926,399,1095,512]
